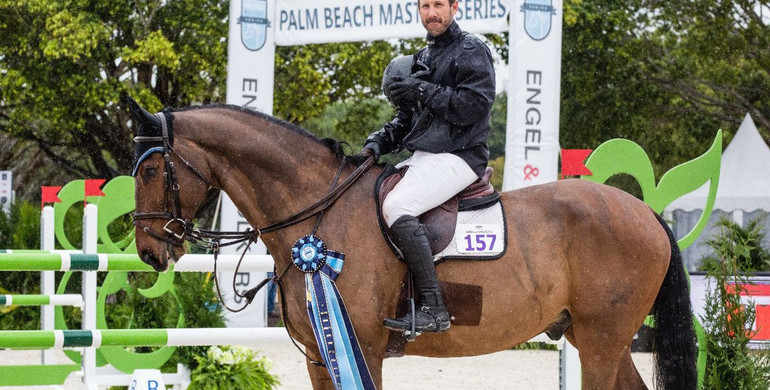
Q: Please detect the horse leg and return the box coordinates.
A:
[304,348,385,390]
[564,325,630,390]
[613,350,648,390]
[305,354,336,390]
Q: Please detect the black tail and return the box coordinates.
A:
[652,212,697,390]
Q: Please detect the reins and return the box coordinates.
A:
[133,111,374,367]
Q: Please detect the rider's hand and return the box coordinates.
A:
[388,77,429,109]
[361,142,382,162]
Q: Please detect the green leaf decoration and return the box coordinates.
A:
[95,176,136,254]
[582,131,722,250]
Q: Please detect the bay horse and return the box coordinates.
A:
[128,99,696,390]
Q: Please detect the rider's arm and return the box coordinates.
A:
[418,38,496,127]
[364,108,412,154]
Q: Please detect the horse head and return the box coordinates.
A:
[128,97,212,271]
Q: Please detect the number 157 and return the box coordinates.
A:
[464,234,496,251]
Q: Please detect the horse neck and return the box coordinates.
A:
[175,107,357,248]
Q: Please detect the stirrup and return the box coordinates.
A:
[383,298,452,337]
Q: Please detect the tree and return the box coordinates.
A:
[0,0,229,196]
[559,0,769,174]
[0,1,426,197]
[700,216,770,388]
[274,40,423,124]
[645,0,770,133]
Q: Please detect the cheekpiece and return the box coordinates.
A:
[291,235,327,273]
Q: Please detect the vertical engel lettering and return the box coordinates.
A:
[525,108,541,125]
[526,70,542,85]
[525,129,542,143]
[242,95,257,106]
[524,146,541,159]
[243,78,257,92]
[526,88,541,104]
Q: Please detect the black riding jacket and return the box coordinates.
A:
[367,21,496,178]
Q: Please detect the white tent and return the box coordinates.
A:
[666,113,770,269]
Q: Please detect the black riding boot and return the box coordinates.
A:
[383,215,451,333]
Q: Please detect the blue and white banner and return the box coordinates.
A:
[503,0,562,190]
[227,0,276,112]
[222,0,276,328]
[275,0,511,45]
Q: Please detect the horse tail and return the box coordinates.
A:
[651,212,697,390]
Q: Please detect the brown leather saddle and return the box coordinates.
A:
[375,164,501,257]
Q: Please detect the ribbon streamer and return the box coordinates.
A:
[305,251,375,390]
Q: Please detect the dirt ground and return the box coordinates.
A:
[0,346,655,389]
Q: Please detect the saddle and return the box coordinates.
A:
[375,164,501,257]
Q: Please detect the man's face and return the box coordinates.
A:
[419,0,458,37]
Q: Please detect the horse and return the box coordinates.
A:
[128,98,696,390]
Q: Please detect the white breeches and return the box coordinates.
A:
[382,151,479,227]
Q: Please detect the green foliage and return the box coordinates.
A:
[188,345,280,390]
[0,200,39,249]
[511,341,558,351]
[488,156,505,192]
[0,201,41,328]
[700,221,770,389]
[488,93,507,160]
[559,0,769,177]
[699,216,770,273]
[302,98,395,150]
[0,0,229,191]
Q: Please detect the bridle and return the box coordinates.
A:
[132,111,375,252]
[132,111,374,366]
[131,111,262,251]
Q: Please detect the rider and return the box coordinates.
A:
[360,0,496,333]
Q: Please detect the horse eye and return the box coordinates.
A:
[143,166,159,179]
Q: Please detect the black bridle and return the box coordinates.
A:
[132,111,374,367]
[132,111,375,251]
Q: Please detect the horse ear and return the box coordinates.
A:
[126,96,160,136]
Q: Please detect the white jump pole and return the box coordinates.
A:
[40,205,55,367]
[82,203,98,390]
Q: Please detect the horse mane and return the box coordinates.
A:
[170,104,347,158]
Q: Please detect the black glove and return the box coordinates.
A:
[388,76,429,109]
[361,142,382,162]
